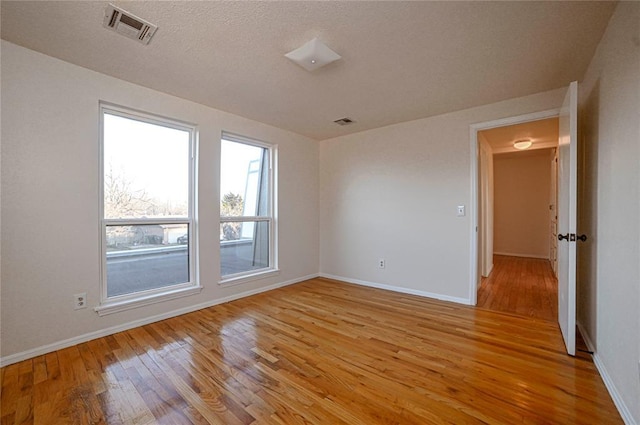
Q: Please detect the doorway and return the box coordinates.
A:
[470,112,560,321]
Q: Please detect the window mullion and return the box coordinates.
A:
[220,216,270,223]
[104,217,191,226]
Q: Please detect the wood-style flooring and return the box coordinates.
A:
[477,255,558,322]
[1,277,621,424]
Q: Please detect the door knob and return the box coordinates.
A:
[558,233,569,241]
[577,234,587,242]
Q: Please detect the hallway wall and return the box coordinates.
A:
[493,149,552,259]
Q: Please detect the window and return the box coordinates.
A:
[220,133,276,282]
[98,104,199,314]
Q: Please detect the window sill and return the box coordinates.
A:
[94,285,203,316]
[218,268,280,287]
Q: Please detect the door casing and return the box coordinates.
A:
[469,109,560,305]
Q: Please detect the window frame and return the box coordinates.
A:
[219,132,278,284]
[96,103,200,315]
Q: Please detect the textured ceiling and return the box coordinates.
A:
[481,118,559,154]
[0,1,616,140]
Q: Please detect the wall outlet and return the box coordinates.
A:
[378,258,386,269]
[74,292,87,310]
[457,205,465,216]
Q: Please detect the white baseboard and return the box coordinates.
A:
[0,273,318,368]
[577,322,637,425]
[481,263,494,278]
[494,252,549,260]
[319,273,471,305]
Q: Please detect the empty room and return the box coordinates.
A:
[1,1,638,424]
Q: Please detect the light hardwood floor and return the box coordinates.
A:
[1,277,621,424]
[477,255,558,322]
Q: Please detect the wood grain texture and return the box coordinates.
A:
[1,277,621,424]
[477,255,558,322]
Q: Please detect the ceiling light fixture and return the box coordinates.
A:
[513,139,533,150]
[285,38,341,72]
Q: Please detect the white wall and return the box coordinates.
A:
[493,149,551,259]
[578,2,640,424]
[319,88,565,302]
[0,41,319,361]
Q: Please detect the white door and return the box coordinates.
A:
[557,81,578,356]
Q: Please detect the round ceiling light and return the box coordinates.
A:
[513,139,532,150]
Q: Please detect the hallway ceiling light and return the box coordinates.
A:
[513,139,533,150]
[285,38,341,72]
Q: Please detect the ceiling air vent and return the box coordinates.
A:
[334,117,355,126]
[103,4,157,45]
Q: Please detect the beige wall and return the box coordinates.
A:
[0,41,320,361]
[577,2,640,423]
[493,149,552,259]
[319,89,565,302]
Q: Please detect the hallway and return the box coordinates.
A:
[477,255,557,322]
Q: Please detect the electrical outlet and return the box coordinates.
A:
[457,205,465,216]
[378,259,385,269]
[74,292,87,310]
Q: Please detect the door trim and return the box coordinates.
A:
[468,108,560,305]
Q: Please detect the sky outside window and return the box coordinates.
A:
[220,139,264,205]
[103,113,189,218]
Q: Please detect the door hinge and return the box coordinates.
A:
[570,233,576,242]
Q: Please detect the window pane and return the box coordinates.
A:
[220,221,269,276]
[220,140,268,217]
[106,224,189,297]
[104,114,190,219]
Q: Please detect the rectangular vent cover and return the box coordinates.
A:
[334,117,355,126]
[103,4,157,45]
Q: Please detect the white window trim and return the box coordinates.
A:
[219,132,278,285]
[97,102,200,315]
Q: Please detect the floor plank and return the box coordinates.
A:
[1,277,621,424]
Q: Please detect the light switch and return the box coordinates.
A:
[457,205,465,216]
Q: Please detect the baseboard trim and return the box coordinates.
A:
[319,273,471,305]
[577,322,637,425]
[494,252,550,259]
[482,263,494,278]
[0,273,319,368]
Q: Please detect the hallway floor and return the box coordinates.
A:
[477,254,558,322]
